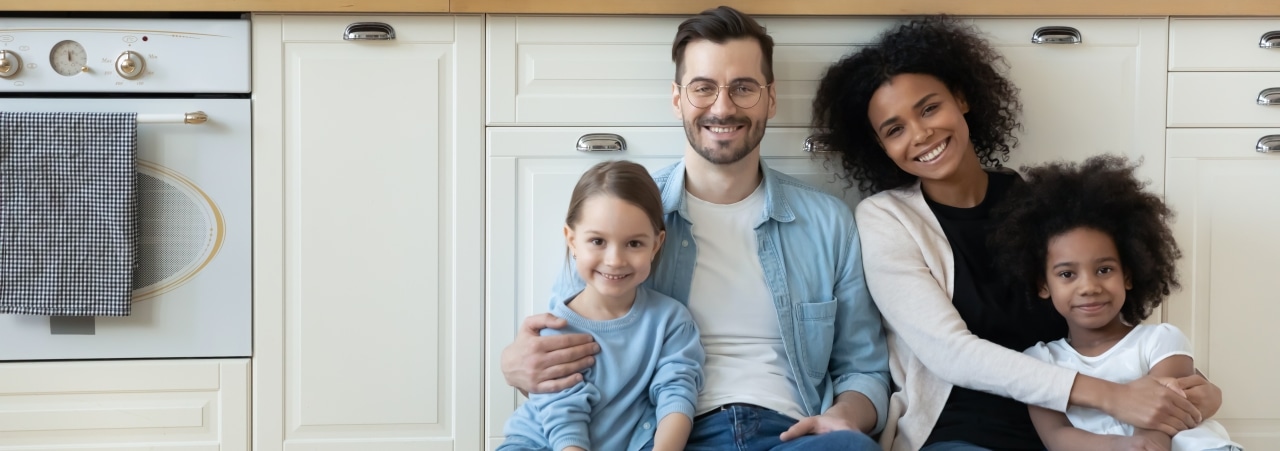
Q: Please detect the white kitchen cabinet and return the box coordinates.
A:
[0,359,249,450]
[251,14,484,451]
[484,127,859,448]
[1165,131,1280,450]
[1165,18,1280,449]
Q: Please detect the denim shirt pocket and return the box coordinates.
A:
[794,298,838,380]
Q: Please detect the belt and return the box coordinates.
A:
[693,403,762,422]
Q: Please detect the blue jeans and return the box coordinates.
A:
[684,404,880,451]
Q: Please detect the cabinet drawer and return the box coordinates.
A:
[0,359,248,450]
[1170,19,1280,71]
[282,15,458,42]
[970,17,1152,46]
[1168,72,1280,127]
[1167,128,1280,159]
[486,15,899,127]
[488,126,821,159]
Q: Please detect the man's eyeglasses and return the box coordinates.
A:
[677,80,771,109]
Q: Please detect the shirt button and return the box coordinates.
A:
[681,240,688,247]
[643,422,651,429]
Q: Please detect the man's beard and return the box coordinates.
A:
[683,114,766,165]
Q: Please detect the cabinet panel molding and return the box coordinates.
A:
[0,360,247,450]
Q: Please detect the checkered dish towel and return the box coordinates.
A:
[0,112,139,316]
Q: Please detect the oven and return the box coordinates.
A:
[0,18,251,361]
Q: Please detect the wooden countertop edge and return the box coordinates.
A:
[2,0,1278,16]
[451,0,1280,16]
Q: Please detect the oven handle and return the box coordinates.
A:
[137,111,208,125]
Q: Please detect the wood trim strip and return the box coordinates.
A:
[455,0,1280,16]
[0,0,449,13]
[0,1,1276,18]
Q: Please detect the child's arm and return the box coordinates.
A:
[648,318,705,451]
[651,413,692,451]
[1129,325,1200,449]
[529,372,600,451]
[1029,405,1168,451]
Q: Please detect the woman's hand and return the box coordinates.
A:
[1105,376,1201,436]
[501,313,599,394]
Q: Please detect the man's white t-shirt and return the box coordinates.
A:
[684,185,805,420]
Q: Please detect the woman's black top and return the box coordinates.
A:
[921,171,1068,450]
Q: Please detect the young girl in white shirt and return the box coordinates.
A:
[993,155,1241,451]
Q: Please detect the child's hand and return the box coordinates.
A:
[1176,372,1223,421]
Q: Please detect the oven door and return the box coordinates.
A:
[0,98,250,360]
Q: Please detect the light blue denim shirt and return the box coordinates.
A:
[551,158,891,433]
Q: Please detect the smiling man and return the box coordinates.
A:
[500,6,889,450]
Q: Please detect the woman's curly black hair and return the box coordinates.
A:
[811,16,1021,194]
[992,155,1181,325]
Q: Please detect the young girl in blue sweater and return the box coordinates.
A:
[499,160,705,451]
[993,155,1241,451]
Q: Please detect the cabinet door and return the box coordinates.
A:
[252,15,484,451]
[974,18,1169,192]
[484,127,858,449]
[1165,129,1280,450]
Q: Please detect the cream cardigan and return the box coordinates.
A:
[854,179,1078,451]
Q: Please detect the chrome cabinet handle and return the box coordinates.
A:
[803,135,831,153]
[576,133,626,152]
[344,22,396,41]
[1032,26,1082,45]
[1258,135,1280,153]
[1260,31,1280,49]
[1259,88,1280,106]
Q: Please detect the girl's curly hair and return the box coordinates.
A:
[992,155,1181,325]
[811,16,1021,194]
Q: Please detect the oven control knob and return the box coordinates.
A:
[0,50,21,78]
[115,51,146,79]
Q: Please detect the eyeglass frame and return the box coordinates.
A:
[675,79,774,109]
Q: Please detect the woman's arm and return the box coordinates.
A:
[1068,375,1198,436]
[855,201,1076,409]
